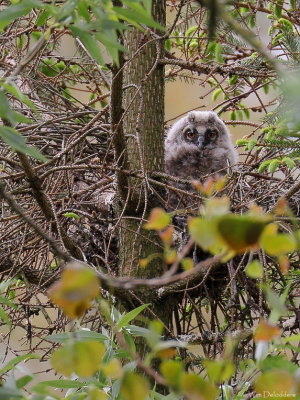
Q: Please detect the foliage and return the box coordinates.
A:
[0,0,300,399]
[0,235,299,399]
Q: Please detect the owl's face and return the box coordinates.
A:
[182,124,219,151]
[166,110,232,153]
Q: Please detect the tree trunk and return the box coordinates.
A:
[115,1,166,283]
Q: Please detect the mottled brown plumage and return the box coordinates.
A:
[165,111,238,209]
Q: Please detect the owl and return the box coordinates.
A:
[165,110,238,209]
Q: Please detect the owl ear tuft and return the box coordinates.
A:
[208,111,218,124]
[187,111,196,123]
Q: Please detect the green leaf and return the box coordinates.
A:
[272,33,283,46]
[0,0,42,31]
[260,355,298,374]
[45,330,108,343]
[228,75,238,85]
[95,31,125,66]
[0,126,47,162]
[32,379,87,390]
[121,372,149,400]
[269,159,281,173]
[206,40,216,57]
[0,90,15,125]
[117,304,150,330]
[0,353,39,375]
[245,260,263,279]
[63,212,80,220]
[0,387,23,399]
[16,375,33,389]
[289,0,295,10]
[229,110,236,121]
[11,111,33,124]
[165,38,171,51]
[0,294,18,308]
[123,329,136,352]
[78,0,91,22]
[264,286,288,323]
[236,138,248,146]
[274,4,283,19]
[113,6,164,31]
[215,43,224,63]
[282,334,300,343]
[246,139,256,151]
[283,157,295,170]
[248,14,255,28]
[263,84,269,94]
[2,82,37,111]
[243,108,250,119]
[0,305,11,327]
[212,88,222,102]
[278,18,293,31]
[258,159,272,173]
[126,324,149,337]
[36,10,49,26]
[70,26,103,66]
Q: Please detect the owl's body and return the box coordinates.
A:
[165,111,238,209]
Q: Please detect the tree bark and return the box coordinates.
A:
[115,1,166,283]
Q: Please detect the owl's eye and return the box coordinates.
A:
[206,129,217,140]
[185,129,196,140]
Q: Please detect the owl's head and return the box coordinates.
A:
[166,111,233,152]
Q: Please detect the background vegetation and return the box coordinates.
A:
[0,0,299,399]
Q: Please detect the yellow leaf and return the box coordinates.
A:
[203,359,235,383]
[139,258,149,268]
[165,248,177,264]
[102,358,123,379]
[181,257,194,271]
[260,233,296,256]
[121,372,149,400]
[51,341,105,378]
[217,215,268,253]
[261,222,278,236]
[245,260,263,279]
[188,217,218,251]
[214,175,227,192]
[192,179,202,191]
[88,388,107,400]
[204,197,230,217]
[48,263,100,319]
[255,370,294,399]
[159,226,174,245]
[278,254,290,274]
[74,341,105,377]
[274,197,289,216]
[51,344,74,377]
[254,319,281,343]
[201,177,215,196]
[157,347,176,359]
[144,208,170,230]
[160,360,183,389]
[181,373,219,400]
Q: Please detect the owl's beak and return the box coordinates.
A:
[197,137,204,150]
